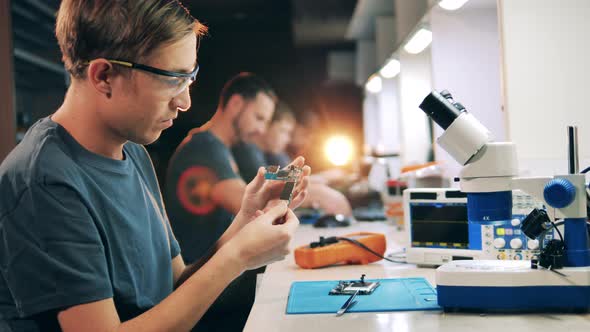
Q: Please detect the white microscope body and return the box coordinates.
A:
[419,90,590,311]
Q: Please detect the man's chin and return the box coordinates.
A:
[132,131,162,146]
[240,135,256,144]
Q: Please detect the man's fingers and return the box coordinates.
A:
[288,156,305,168]
[259,201,288,224]
[293,174,309,196]
[301,165,311,177]
[291,164,311,200]
[246,167,267,193]
[289,191,307,210]
[277,209,300,233]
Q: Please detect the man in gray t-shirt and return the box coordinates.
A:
[0,118,180,329]
[0,2,309,331]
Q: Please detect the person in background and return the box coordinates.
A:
[165,73,309,331]
[255,101,295,167]
[287,109,348,185]
[232,101,294,182]
[286,109,319,164]
[233,102,352,216]
[0,2,309,331]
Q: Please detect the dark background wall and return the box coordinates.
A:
[3,0,363,184]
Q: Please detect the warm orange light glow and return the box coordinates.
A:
[325,136,354,166]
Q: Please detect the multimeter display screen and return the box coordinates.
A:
[410,203,468,249]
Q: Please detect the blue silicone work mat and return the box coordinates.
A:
[286,277,440,314]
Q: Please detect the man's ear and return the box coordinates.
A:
[87,59,115,98]
[226,94,245,116]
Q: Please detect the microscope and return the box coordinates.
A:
[419,90,590,312]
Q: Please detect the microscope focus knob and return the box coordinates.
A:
[543,179,576,209]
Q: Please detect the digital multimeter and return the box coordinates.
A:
[294,232,386,269]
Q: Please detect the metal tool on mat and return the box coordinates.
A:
[335,290,359,316]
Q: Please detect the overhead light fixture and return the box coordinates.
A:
[365,75,382,93]
[438,0,469,11]
[379,59,401,79]
[403,28,432,54]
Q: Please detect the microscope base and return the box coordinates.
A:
[436,260,590,312]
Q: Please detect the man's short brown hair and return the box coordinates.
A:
[218,72,277,110]
[56,0,207,79]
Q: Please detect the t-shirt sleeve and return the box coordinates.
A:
[0,183,112,318]
[175,136,239,182]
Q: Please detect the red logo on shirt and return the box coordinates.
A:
[176,166,218,215]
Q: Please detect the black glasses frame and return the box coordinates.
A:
[87,59,199,80]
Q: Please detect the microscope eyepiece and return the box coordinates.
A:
[418,89,491,165]
[419,90,463,130]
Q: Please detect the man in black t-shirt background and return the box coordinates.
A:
[166,72,304,331]
[166,72,279,263]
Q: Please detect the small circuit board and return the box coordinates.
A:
[329,277,380,295]
[264,165,302,181]
[264,165,302,202]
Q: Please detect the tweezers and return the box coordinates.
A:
[336,290,359,316]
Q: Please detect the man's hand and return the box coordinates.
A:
[239,156,311,221]
[221,202,299,271]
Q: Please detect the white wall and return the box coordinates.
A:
[399,49,433,166]
[430,1,503,180]
[363,92,380,149]
[499,0,590,176]
[377,77,402,153]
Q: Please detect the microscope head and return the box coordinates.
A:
[419,90,492,166]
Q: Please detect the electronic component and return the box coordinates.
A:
[404,188,552,266]
[264,165,301,181]
[264,165,302,203]
[294,232,386,269]
[329,275,380,295]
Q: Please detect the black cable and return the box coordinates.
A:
[581,165,590,174]
[553,220,590,226]
[552,220,590,237]
[336,237,407,264]
[550,220,564,242]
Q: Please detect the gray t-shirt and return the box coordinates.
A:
[165,131,239,263]
[0,117,180,331]
[231,142,266,183]
[231,143,292,183]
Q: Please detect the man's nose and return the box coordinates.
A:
[174,86,192,112]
